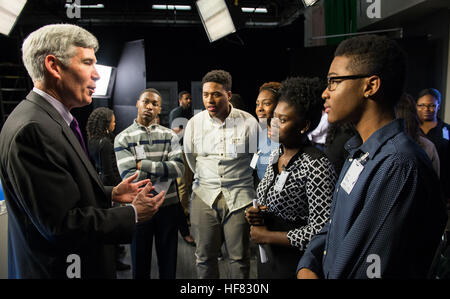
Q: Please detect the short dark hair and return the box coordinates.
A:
[178,91,190,100]
[417,88,441,105]
[278,77,325,134]
[139,88,162,100]
[202,70,232,91]
[335,35,407,106]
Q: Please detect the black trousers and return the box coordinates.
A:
[131,203,178,279]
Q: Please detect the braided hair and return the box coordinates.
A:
[86,107,114,140]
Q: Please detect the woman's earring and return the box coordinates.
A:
[300,129,305,134]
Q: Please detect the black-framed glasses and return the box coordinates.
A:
[326,74,372,91]
[416,103,437,110]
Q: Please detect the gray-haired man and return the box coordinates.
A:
[0,24,165,278]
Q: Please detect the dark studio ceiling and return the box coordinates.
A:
[11,1,450,42]
[17,0,305,29]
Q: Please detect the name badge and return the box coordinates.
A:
[443,127,449,140]
[274,170,290,192]
[135,144,146,160]
[340,159,364,195]
[250,151,261,169]
[226,141,238,158]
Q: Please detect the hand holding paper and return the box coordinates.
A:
[252,199,268,264]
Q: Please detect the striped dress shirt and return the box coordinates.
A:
[114,120,184,206]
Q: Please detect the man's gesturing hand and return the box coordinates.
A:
[132,182,166,223]
[112,172,150,204]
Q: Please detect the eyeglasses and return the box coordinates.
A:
[416,104,437,110]
[326,75,372,91]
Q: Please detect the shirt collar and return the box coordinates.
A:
[345,119,404,161]
[206,103,235,127]
[134,119,158,131]
[33,87,73,126]
[273,139,312,167]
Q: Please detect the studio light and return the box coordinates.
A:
[93,64,116,98]
[64,3,104,9]
[0,0,27,36]
[152,4,191,11]
[196,0,236,43]
[302,0,319,7]
[241,7,268,14]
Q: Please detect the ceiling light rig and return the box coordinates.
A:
[0,0,27,36]
[241,7,268,14]
[302,0,319,7]
[152,5,192,11]
[64,3,104,9]
[196,0,236,43]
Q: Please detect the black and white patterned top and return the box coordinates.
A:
[256,144,336,251]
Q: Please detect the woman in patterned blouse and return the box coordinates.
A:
[245,77,337,279]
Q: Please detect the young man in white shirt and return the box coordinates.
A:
[184,70,259,278]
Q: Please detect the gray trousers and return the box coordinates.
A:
[190,192,250,279]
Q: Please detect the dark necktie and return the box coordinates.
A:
[70,117,88,157]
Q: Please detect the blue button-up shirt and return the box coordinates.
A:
[297,119,447,278]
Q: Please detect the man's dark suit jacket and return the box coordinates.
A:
[0,91,136,278]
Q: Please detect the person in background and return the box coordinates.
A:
[323,122,357,176]
[169,91,192,136]
[246,77,336,279]
[86,107,132,272]
[87,107,120,186]
[297,34,447,279]
[184,70,259,278]
[416,88,450,205]
[115,88,184,279]
[307,110,329,152]
[254,82,281,181]
[168,91,195,246]
[0,24,165,279]
[229,93,247,111]
[396,93,440,177]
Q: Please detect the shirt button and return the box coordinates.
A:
[329,219,332,224]
[323,250,327,256]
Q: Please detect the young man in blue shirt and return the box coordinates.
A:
[297,35,447,279]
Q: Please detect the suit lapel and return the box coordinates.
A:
[26,91,104,190]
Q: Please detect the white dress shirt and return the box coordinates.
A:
[33,87,73,125]
[184,105,259,212]
[308,112,329,145]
